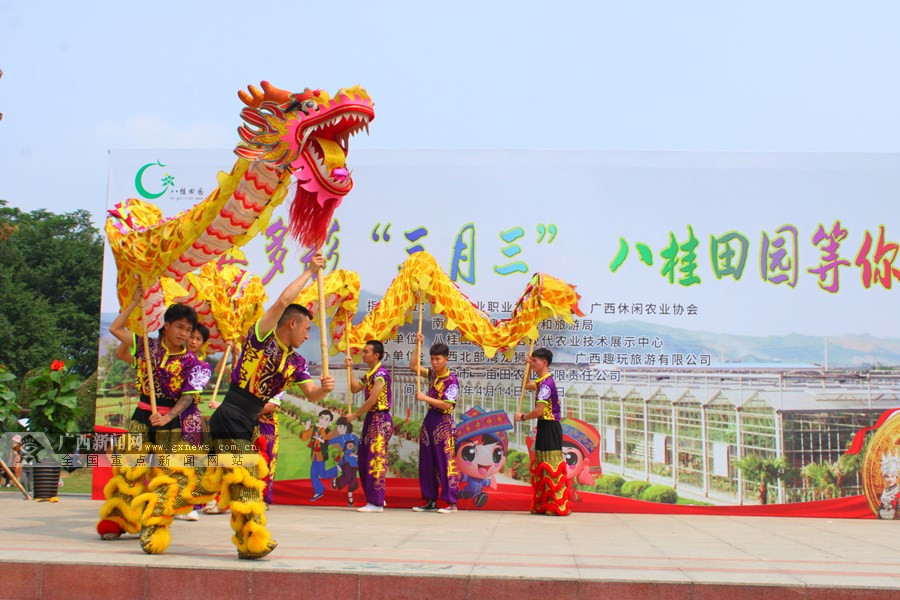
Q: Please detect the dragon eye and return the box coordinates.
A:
[303,99,317,111]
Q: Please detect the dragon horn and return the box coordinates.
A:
[237,81,293,108]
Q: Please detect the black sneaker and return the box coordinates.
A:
[412,500,438,512]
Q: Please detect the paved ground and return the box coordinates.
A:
[1,495,899,599]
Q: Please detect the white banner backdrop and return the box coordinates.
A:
[103,149,900,370]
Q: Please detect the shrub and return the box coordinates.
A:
[620,480,652,499]
[594,474,625,495]
[641,484,678,504]
[514,457,531,481]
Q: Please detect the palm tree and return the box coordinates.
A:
[735,455,787,504]
[801,461,841,500]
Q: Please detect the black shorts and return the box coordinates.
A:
[209,384,265,442]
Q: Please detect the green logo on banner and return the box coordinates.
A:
[134,160,174,199]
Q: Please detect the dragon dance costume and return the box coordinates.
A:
[418,369,460,505]
[529,373,572,516]
[358,362,392,507]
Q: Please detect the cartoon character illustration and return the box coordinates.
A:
[301,409,338,501]
[527,417,601,500]
[879,450,900,520]
[329,417,360,506]
[454,406,513,508]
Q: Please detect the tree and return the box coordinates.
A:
[801,461,842,500]
[0,201,103,377]
[735,454,787,504]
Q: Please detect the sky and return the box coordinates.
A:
[3,1,900,226]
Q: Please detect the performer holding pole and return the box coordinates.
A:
[208,251,334,558]
[98,286,207,544]
[410,334,460,513]
[514,348,572,516]
[345,340,392,513]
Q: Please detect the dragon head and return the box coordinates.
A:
[235,81,374,248]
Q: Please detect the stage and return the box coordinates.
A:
[1,495,897,599]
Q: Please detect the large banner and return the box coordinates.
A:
[95,149,900,518]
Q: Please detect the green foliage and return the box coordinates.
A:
[74,372,98,432]
[23,361,84,453]
[0,201,103,377]
[396,419,423,440]
[505,450,530,481]
[640,484,678,504]
[734,454,787,504]
[620,480,652,499]
[594,474,626,495]
[801,461,842,500]
[0,365,23,432]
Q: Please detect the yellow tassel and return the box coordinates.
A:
[141,526,171,555]
[256,458,269,480]
[99,497,141,531]
[244,519,272,554]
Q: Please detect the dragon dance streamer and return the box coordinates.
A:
[294,252,583,359]
[105,81,374,330]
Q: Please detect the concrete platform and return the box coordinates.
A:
[1,495,898,599]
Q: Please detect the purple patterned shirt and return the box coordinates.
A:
[362,362,392,412]
[535,373,561,421]
[131,334,205,407]
[231,321,313,400]
[428,369,459,415]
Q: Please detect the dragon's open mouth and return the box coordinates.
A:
[298,106,373,192]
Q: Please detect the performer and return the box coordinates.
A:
[181,324,212,449]
[97,289,210,545]
[173,324,213,521]
[300,409,338,501]
[345,341,392,513]
[208,251,334,558]
[410,333,459,513]
[514,348,572,516]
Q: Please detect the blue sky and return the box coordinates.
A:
[3,0,900,225]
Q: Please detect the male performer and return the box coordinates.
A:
[345,340,392,513]
[514,348,572,516]
[208,251,334,557]
[410,333,460,513]
[97,289,208,545]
